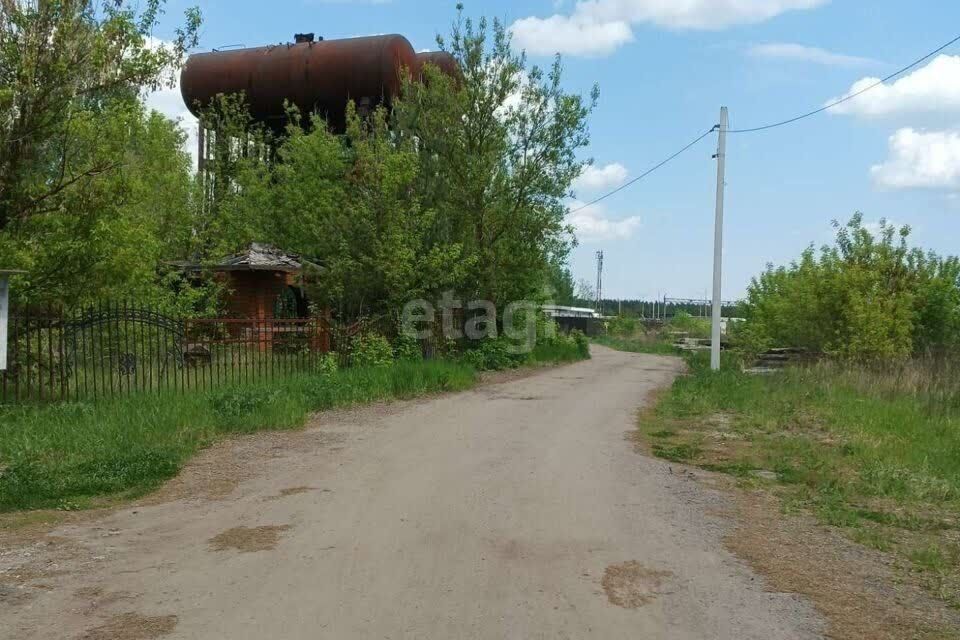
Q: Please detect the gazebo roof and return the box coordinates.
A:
[172,244,307,273]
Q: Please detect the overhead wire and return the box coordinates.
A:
[568,126,718,214]
[728,32,960,133]
[568,32,960,209]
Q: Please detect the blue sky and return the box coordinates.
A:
[151,0,960,301]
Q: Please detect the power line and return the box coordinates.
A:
[728,32,960,133]
[568,31,960,211]
[569,126,717,213]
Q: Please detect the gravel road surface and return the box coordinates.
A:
[2,346,823,639]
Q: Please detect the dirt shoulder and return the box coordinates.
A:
[630,420,960,640]
[726,484,960,640]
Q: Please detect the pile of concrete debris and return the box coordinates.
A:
[743,348,812,375]
[670,332,729,352]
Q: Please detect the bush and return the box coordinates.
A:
[315,353,339,376]
[571,330,590,358]
[462,336,527,371]
[394,333,423,361]
[607,315,639,337]
[669,312,711,339]
[351,333,394,368]
[528,330,590,364]
[461,348,487,370]
[740,214,960,361]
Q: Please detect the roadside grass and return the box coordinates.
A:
[0,360,478,512]
[593,334,679,356]
[637,352,960,608]
[0,338,590,513]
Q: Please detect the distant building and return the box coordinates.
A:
[541,305,602,336]
[541,305,600,319]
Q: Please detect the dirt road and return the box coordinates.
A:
[2,346,824,639]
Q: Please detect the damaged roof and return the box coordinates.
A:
[171,243,307,273]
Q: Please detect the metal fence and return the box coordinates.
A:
[0,302,375,405]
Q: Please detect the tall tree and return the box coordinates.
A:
[394,6,597,307]
[546,261,576,305]
[223,106,470,321]
[0,0,201,303]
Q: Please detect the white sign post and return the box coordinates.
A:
[0,274,9,371]
[0,270,24,371]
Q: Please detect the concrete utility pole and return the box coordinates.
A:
[595,250,604,315]
[710,107,728,371]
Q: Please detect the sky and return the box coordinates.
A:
[149,0,960,301]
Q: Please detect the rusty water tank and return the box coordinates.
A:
[415,51,459,81]
[181,34,420,130]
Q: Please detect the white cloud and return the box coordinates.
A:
[748,42,877,68]
[828,55,960,118]
[568,200,642,241]
[870,128,960,189]
[573,163,629,192]
[510,0,829,57]
[510,15,633,57]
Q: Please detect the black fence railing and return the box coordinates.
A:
[0,302,383,405]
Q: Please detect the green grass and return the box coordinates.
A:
[0,360,476,512]
[639,352,960,607]
[593,334,679,355]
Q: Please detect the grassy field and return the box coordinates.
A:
[0,336,590,513]
[638,352,960,607]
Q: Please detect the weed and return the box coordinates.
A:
[651,442,700,463]
[910,546,948,572]
[852,527,894,552]
[648,429,676,439]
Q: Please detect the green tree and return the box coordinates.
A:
[0,0,201,304]
[394,7,597,307]
[0,98,199,306]
[221,105,470,321]
[188,93,279,259]
[545,261,576,305]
